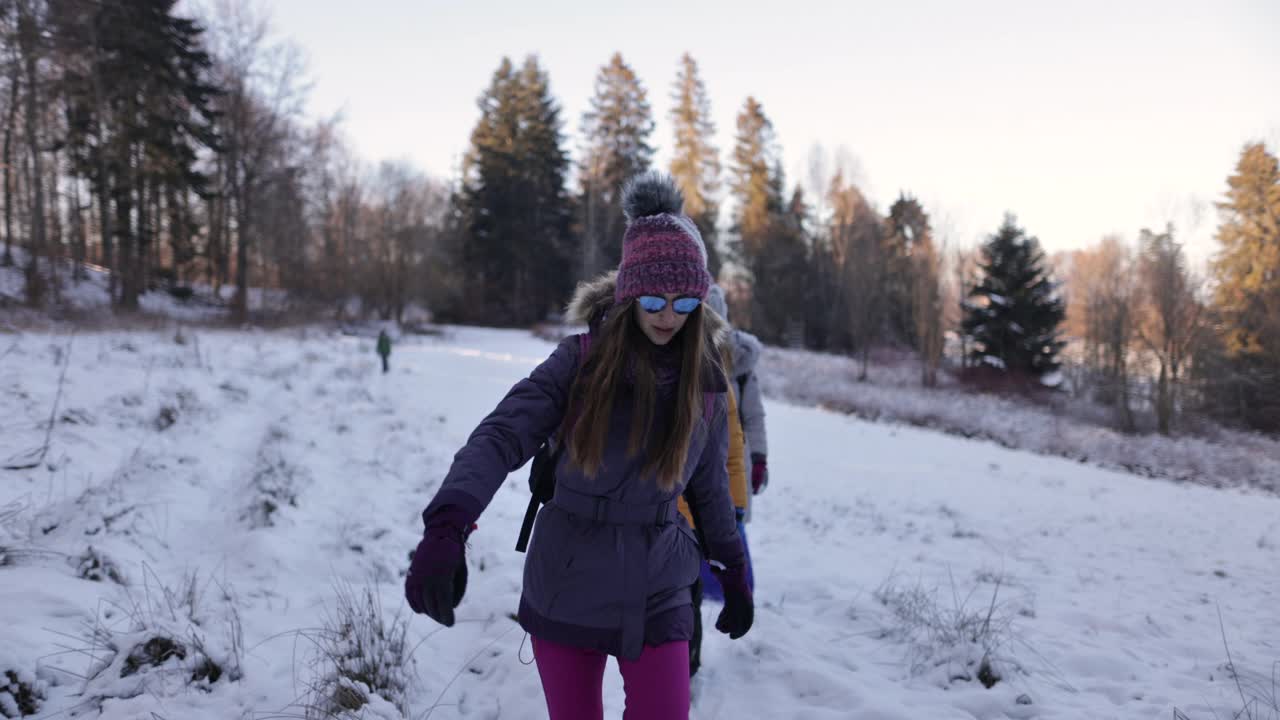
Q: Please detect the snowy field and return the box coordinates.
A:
[2,325,1278,719]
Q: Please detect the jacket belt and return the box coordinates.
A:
[549,484,678,526]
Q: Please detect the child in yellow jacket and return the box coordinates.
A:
[679,286,755,676]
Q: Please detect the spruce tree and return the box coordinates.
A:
[750,185,810,344]
[513,56,572,321]
[57,0,219,309]
[728,96,782,262]
[1213,142,1280,358]
[1210,142,1280,430]
[962,215,1066,380]
[668,53,721,277]
[883,194,933,346]
[459,56,570,326]
[578,53,654,276]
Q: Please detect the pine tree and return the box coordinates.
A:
[884,195,944,385]
[513,56,572,318]
[1213,142,1280,357]
[728,96,782,263]
[1209,142,1280,430]
[57,0,219,309]
[962,215,1066,380]
[845,210,886,378]
[459,56,570,326]
[883,194,932,346]
[459,58,516,323]
[750,186,810,344]
[578,53,654,277]
[668,53,721,277]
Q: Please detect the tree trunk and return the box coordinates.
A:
[19,1,47,306]
[96,179,113,298]
[115,147,137,309]
[232,179,250,323]
[48,140,62,304]
[207,161,222,292]
[137,173,151,297]
[1156,362,1172,435]
[69,177,86,281]
[88,23,115,300]
[2,68,18,268]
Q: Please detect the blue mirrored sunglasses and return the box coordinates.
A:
[637,295,702,315]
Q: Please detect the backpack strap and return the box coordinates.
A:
[517,333,588,553]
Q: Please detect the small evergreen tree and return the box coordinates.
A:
[962,215,1066,380]
[883,194,932,347]
[668,53,721,277]
[578,53,653,277]
[750,185,810,345]
[728,96,782,263]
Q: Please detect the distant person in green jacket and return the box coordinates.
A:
[377,329,392,373]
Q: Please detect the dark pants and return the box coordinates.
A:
[689,577,703,677]
[380,354,389,373]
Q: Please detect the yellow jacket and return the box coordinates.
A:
[679,386,748,527]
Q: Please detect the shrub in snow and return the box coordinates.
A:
[1175,615,1280,720]
[303,582,412,719]
[153,405,179,431]
[0,668,43,718]
[152,387,201,431]
[76,571,243,705]
[872,572,1022,689]
[75,546,125,584]
[240,425,308,529]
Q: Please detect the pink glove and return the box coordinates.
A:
[751,454,768,495]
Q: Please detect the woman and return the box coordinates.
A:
[404,171,753,720]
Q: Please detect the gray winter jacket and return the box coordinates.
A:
[422,273,743,660]
[727,329,767,461]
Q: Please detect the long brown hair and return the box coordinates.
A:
[566,300,721,491]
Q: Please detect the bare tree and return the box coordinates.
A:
[202,0,308,322]
[804,142,829,230]
[946,244,979,369]
[1066,235,1138,431]
[914,236,944,386]
[1136,225,1204,435]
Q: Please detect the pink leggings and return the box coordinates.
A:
[531,636,690,720]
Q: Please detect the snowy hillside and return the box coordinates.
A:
[0,250,280,325]
[2,325,1278,719]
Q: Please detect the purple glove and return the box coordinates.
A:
[751,454,768,495]
[405,506,475,627]
[712,563,754,639]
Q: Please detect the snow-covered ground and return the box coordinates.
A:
[2,325,1278,719]
[759,344,1280,496]
[0,249,282,325]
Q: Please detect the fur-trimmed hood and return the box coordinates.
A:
[566,271,729,350]
[727,328,762,377]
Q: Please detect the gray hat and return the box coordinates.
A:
[705,284,728,321]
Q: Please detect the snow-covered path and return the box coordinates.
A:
[2,326,1276,719]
